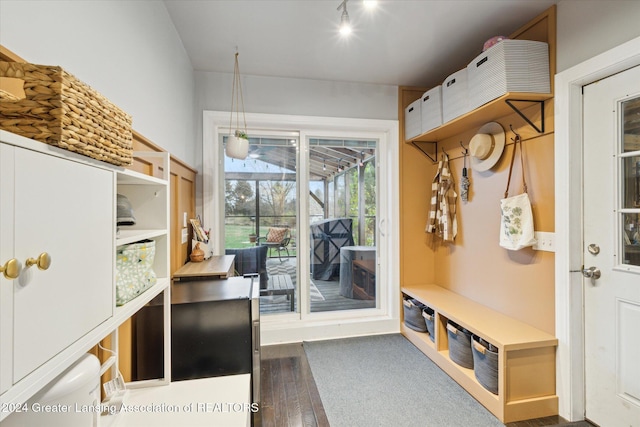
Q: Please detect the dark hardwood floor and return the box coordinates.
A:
[259,343,330,427]
[259,343,594,427]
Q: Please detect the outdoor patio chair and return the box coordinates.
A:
[225,245,268,290]
[257,225,291,262]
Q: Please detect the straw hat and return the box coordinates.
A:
[469,122,505,172]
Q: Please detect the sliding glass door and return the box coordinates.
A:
[222,132,300,314]
[221,131,381,316]
[205,110,398,343]
[307,137,378,313]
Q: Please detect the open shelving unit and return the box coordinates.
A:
[107,152,172,390]
[402,285,558,423]
[406,92,552,162]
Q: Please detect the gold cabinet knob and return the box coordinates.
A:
[1,258,22,280]
[26,252,51,270]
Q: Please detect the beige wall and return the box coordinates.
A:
[434,107,555,334]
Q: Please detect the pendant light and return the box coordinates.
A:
[337,1,377,36]
[337,0,351,36]
[226,51,249,159]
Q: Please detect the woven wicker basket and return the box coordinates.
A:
[0,61,132,166]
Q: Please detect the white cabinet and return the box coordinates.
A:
[1,140,113,392]
[0,130,170,421]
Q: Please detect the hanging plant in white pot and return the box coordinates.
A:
[227,129,249,159]
[226,51,249,160]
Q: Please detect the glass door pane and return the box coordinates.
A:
[308,138,378,313]
[223,133,299,315]
[620,96,640,267]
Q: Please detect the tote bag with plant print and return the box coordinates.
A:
[115,240,157,305]
[499,134,537,250]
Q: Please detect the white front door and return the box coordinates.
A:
[583,64,640,426]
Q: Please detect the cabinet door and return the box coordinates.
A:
[0,144,15,394]
[12,147,114,383]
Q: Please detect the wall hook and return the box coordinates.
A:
[460,140,468,155]
[509,124,521,141]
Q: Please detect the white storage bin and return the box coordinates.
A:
[404,98,421,139]
[420,86,443,133]
[2,353,101,427]
[467,39,550,110]
[442,69,470,123]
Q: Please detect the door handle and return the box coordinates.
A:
[582,266,601,280]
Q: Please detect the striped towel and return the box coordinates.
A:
[426,153,458,242]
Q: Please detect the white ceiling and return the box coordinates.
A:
[163,0,558,88]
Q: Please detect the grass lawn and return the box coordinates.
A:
[225,224,257,248]
[225,224,297,256]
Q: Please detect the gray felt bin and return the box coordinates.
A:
[447,320,474,369]
[403,298,427,332]
[471,334,499,394]
[422,307,435,342]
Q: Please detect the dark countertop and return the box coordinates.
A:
[171,276,255,305]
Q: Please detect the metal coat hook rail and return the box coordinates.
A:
[413,125,543,164]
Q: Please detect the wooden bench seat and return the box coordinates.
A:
[401,284,558,423]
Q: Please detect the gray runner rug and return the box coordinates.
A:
[303,334,504,427]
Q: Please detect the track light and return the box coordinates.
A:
[362,0,377,10]
[337,0,351,36]
[336,1,378,36]
[359,151,365,167]
[323,160,326,171]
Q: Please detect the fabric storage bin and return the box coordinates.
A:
[447,320,474,368]
[442,69,470,123]
[403,297,427,332]
[420,86,443,133]
[116,240,157,306]
[471,334,499,394]
[404,98,421,139]
[467,40,550,111]
[0,61,133,166]
[422,307,435,342]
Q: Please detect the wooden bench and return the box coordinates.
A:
[261,274,295,311]
[401,284,558,423]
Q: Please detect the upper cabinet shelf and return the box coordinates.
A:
[117,151,170,185]
[406,92,552,144]
[117,168,168,186]
[403,5,556,153]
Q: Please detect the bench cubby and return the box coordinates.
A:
[401,285,558,423]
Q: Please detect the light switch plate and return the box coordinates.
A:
[181,228,188,244]
[183,212,188,228]
[533,231,555,252]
